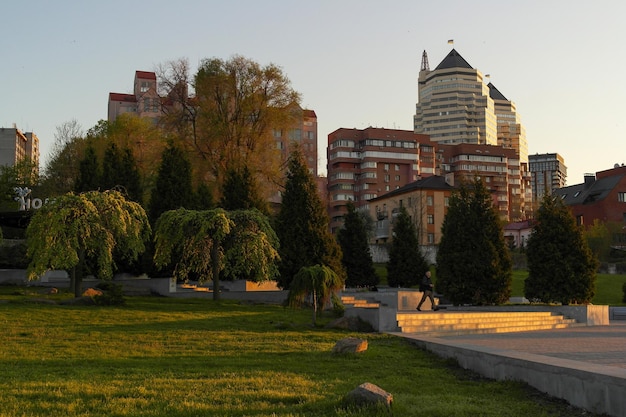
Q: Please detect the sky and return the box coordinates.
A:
[1,0,625,185]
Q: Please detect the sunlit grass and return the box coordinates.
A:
[0,292,601,416]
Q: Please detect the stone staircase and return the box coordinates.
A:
[341,294,584,336]
[396,310,581,337]
[341,295,383,309]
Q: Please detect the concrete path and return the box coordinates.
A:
[394,321,626,417]
[438,321,626,369]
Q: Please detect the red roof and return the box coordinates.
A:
[109,93,137,102]
[135,71,156,80]
[303,109,317,118]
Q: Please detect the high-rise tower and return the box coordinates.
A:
[414,49,497,145]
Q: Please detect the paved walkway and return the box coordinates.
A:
[433,321,626,369]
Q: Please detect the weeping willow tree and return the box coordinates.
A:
[153,208,279,300]
[26,190,151,297]
[287,264,343,326]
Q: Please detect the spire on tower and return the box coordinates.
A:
[420,50,430,71]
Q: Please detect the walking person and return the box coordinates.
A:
[417,270,438,311]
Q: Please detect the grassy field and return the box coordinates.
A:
[0,288,602,417]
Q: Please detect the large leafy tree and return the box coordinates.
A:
[275,149,345,289]
[149,142,194,224]
[436,177,512,305]
[160,55,300,202]
[337,202,378,288]
[26,190,151,297]
[386,206,429,288]
[525,194,598,304]
[153,208,279,301]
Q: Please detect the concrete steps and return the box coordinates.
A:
[341,295,382,309]
[397,311,582,337]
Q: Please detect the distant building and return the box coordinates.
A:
[438,142,531,221]
[414,49,498,146]
[326,127,433,233]
[503,220,534,249]
[552,164,626,227]
[529,153,567,202]
[108,71,161,124]
[0,126,40,173]
[414,49,530,221]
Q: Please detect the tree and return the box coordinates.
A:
[287,265,343,326]
[74,144,101,193]
[275,149,345,289]
[337,202,378,288]
[525,193,598,304]
[26,190,151,297]
[219,165,268,214]
[149,142,194,224]
[160,55,300,202]
[41,120,84,195]
[436,177,512,305]
[153,208,280,301]
[386,206,429,288]
[101,143,143,202]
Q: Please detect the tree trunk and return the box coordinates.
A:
[73,247,85,298]
[312,289,317,326]
[211,244,221,301]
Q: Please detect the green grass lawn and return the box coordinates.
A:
[509,270,626,305]
[0,289,601,417]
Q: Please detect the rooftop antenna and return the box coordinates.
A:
[420,50,430,71]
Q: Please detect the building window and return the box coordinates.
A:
[395,175,400,181]
[427,196,433,206]
[576,215,584,226]
[444,197,449,207]
[427,214,434,224]
[427,233,435,244]
[395,164,400,171]
[618,192,626,203]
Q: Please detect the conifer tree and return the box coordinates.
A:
[337,202,378,288]
[74,144,101,193]
[386,206,429,288]
[101,142,123,191]
[525,194,598,304]
[149,142,194,224]
[219,165,268,214]
[436,177,512,305]
[275,149,345,289]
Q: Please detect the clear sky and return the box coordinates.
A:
[1,0,624,185]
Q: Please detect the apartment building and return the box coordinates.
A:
[414,48,531,220]
[438,142,530,221]
[368,175,454,263]
[108,71,161,124]
[414,49,497,146]
[0,126,40,173]
[529,153,567,202]
[326,127,433,233]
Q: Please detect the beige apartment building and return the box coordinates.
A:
[0,126,40,173]
[414,48,530,220]
[368,175,454,263]
[414,49,498,146]
[108,71,161,124]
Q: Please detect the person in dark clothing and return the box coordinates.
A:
[417,270,438,311]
